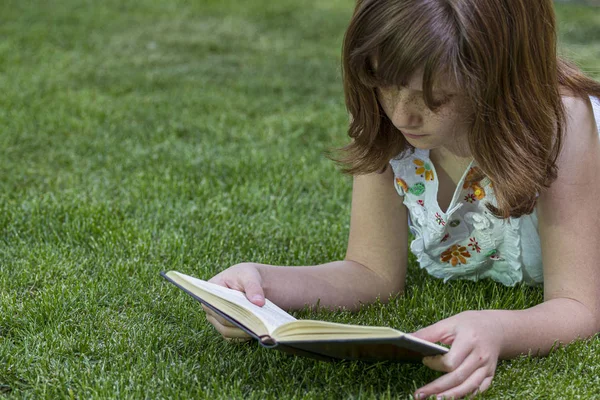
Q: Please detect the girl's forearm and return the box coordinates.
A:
[255,260,403,311]
[493,298,599,359]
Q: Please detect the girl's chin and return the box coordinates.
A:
[408,141,435,150]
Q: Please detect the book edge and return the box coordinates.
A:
[278,336,448,362]
[160,271,266,343]
[277,336,448,354]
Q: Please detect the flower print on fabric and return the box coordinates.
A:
[468,237,481,253]
[409,182,426,195]
[395,177,409,194]
[464,193,476,203]
[472,184,486,200]
[485,249,504,261]
[441,244,471,267]
[463,166,486,200]
[414,159,434,181]
[463,166,484,188]
[435,212,446,226]
[389,146,547,286]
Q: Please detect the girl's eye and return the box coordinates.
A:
[433,94,453,105]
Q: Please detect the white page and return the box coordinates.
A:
[175,272,297,333]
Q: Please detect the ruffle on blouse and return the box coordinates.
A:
[390,149,542,286]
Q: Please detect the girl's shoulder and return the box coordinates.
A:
[548,94,600,191]
[560,94,600,149]
[561,93,600,136]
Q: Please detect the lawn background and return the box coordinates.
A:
[1,0,599,398]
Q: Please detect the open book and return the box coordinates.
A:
[161,271,448,363]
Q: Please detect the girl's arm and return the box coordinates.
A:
[413,95,600,399]
[255,166,409,311]
[205,167,409,338]
[492,95,600,357]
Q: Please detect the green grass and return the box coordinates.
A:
[1,0,599,398]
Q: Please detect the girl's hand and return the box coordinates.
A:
[411,311,504,399]
[202,263,266,342]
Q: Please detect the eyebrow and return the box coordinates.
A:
[369,60,456,96]
[400,84,455,96]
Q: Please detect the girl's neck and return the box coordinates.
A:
[429,142,472,164]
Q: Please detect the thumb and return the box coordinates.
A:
[411,320,453,345]
[243,281,265,307]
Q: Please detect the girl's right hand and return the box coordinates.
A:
[202,263,266,341]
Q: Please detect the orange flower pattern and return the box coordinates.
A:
[462,166,484,189]
[472,184,486,200]
[463,166,486,200]
[395,177,409,193]
[441,244,471,266]
[414,159,434,181]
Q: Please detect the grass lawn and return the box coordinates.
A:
[1,0,599,398]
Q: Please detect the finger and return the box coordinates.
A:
[208,275,226,286]
[243,281,265,306]
[477,376,493,394]
[412,320,455,345]
[224,336,252,343]
[206,314,252,339]
[422,355,446,372]
[221,277,241,291]
[435,367,494,400]
[422,326,480,373]
[221,276,265,307]
[205,312,238,331]
[418,352,481,395]
[416,364,490,400]
[201,305,235,327]
[422,348,472,374]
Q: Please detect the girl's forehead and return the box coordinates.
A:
[371,59,458,94]
[405,69,459,93]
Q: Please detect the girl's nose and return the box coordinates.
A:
[391,97,423,130]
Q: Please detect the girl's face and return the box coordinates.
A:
[376,72,473,155]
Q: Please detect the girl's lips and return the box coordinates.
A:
[402,131,428,139]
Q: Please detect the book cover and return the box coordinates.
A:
[161,271,448,363]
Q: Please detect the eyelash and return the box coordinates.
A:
[433,95,453,105]
[377,87,454,106]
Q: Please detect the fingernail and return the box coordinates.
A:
[251,295,263,302]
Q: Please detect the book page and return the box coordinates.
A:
[170,272,297,334]
[272,320,404,340]
[270,320,449,361]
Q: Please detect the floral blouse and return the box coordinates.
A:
[389,96,600,286]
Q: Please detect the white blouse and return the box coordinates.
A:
[389,96,600,286]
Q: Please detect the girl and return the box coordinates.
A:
[204,0,600,398]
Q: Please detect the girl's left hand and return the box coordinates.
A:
[411,310,505,399]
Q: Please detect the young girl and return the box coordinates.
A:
[204,0,600,398]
